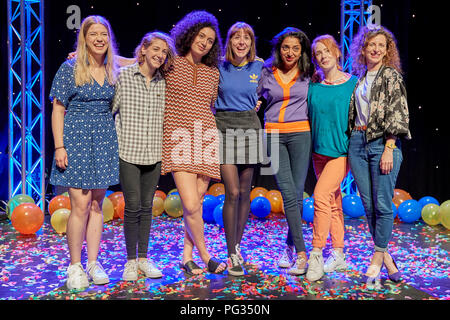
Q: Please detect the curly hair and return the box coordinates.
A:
[170,10,222,68]
[265,27,314,80]
[349,24,402,77]
[134,31,176,73]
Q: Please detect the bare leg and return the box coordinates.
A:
[67,188,91,265]
[86,189,106,264]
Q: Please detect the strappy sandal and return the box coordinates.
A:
[207,257,227,274]
[180,260,203,276]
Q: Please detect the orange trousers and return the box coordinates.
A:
[312,153,349,249]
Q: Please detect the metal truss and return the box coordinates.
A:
[7,0,45,210]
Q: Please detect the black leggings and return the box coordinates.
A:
[119,158,161,260]
[221,163,255,256]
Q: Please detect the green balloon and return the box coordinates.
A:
[421,203,440,226]
[439,200,450,230]
[6,194,35,219]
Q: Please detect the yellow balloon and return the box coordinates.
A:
[51,208,70,234]
[421,203,441,226]
[102,197,114,222]
[152,196,165,217]
[164,194,183,218]
[439,200,450,230]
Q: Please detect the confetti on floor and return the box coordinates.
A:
[0,213,449,300]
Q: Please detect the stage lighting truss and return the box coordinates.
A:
[7,0,45,210]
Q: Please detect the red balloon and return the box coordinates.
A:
[11,203,44,235]
[108,192,124,219]
[48,195,71,216]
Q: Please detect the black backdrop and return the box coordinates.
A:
[1,0,448,203]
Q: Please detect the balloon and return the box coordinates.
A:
[152,196,165,217]
[6,194,35,219]
[250,196,271,218]
[392,189,412,208]
[303,192,310,199]
[102,197,114,222]
[108,192,125,219]
[398,199,421,223]
[250,187,268,201]
[421,203,441,226]
[51,208,70,234]
[439,200,450,230]
[202,195,219,224]
[48,195,71,216]
[216,194,225,203]
[11,203,44,235]
[208,183,225,197]
[213,203,224,227]
[392,201,398,219]
[266,190,283,213]
[154,190,167,201]
[418,196,439,209]
[164,194,183,218]
[342,194,365,218]
[302,197,314,223]
[167,188,178,196]
[105,190,114,197]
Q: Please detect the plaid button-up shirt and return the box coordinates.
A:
[112,63,165,165]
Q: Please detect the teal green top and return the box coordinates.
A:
[307,75,358,157]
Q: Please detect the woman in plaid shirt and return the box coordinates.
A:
[111,32,175,281]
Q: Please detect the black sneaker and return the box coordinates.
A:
[228,254,244,276]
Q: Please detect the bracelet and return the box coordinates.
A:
[385,143,396,149]
[55,146,65,150]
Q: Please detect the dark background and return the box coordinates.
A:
[1,0,447,203]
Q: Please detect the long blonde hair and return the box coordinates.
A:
[74,15,118,86]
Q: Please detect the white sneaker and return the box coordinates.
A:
[306,251,324,282]
[66,262,89,290]
[235,244,244,265]
[138,258,163,278]
[288,255,307,275]
[86,260,110,285]
[324,250,347,273]
[278,246,295,268]
[122,260,138,281]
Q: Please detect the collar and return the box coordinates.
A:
[132,63,164,81]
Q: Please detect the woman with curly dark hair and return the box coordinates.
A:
[160,11,227,276]
[257,27,314,275]
[347,24,410,287]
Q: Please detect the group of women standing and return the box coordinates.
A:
[49,11,410,290]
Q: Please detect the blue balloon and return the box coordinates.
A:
[216,194,225,203]
[398,199,421,223]
[213,203,224,227]
[302,197,314,223]
[392,201,398,219]
[342,194,365,218]
[250,196,271,218]
[202,195,219,224]
[418,196,439,209]
[105,190,114,197]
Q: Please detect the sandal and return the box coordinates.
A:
[207,257,227,274]
[180,260,203,276]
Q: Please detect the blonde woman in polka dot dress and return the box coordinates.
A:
[50,16,120,290]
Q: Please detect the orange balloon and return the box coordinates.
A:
[250,187,268,201]
[208,183,225,197]
[108,192,124,219]
[11,203,44,235]
[48,195,71,216]
[266,190,283,213]
[154,190,167,201]
[392,188,412,208]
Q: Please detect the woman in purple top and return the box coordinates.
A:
[257,27,313,275]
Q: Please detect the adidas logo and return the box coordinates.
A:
[249,73,258,83]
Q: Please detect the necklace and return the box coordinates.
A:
[322,73,349,85]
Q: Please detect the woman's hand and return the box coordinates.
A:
[380,148,393,174]
[55,148,68,170]
[67,51,76,60]
[254,100,262,112]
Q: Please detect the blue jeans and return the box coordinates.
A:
[267,131,311,253]
[348,131,403,252]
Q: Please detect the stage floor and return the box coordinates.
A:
[0,213,449,301]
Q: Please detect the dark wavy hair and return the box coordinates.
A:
[170,10,222,68]
[265,27,314,80]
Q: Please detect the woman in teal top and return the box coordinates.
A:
[305,35,358,282]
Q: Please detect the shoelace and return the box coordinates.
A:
[230,254,240,267]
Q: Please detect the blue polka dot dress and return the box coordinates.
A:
[49,59,119,189]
